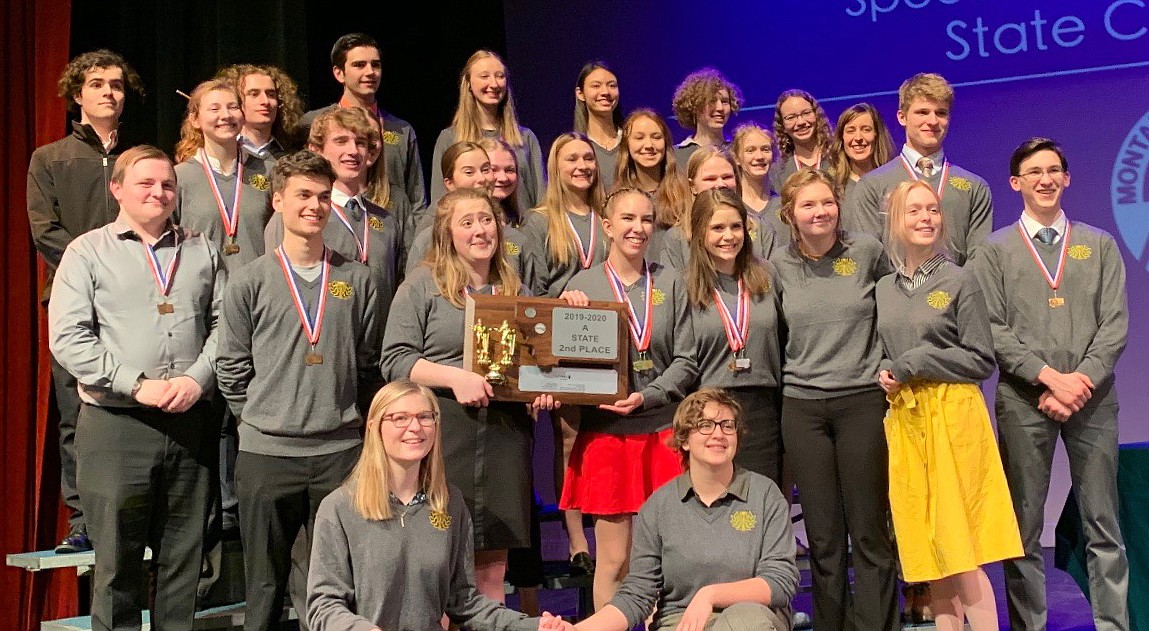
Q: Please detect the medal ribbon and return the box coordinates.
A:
[604,260,653,352]
[330,201,370,263]
[899,154,950,202]
[198,149,244,240]
[1016,219,1071,292]
[793,153,821,172]
[142,230,182,298]
[566,212,598,269]
[712,279,750,353]
[275,246,330,346]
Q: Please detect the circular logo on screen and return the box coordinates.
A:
[1111,110,1149,270]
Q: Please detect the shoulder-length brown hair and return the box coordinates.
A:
[830,103,894,193]
[779,168,846,259]
[174,80,241,163]
[534,133,606,267]
[686,188,771,309]
[451,50,526,147]
[478,137,522,226]
[682,146,740,238]
[613,108,690,229]
[215,63,303,148]
[428,188,521,308]
[346,380,448,520]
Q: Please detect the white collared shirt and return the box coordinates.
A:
[1019,210,1068,244]
[331,187,366,217]
[200,150,239,177]
[901,144,946,175]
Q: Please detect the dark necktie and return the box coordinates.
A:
[1035,227,1058,245]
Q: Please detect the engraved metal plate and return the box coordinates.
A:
[551,308,618,360]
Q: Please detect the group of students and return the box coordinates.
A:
[27,28,1130,631]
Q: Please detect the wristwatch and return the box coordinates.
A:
[130,376,145,398]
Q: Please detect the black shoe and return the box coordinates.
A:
[569,551,595,576]
[55,525,92,554]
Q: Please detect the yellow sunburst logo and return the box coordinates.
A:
[504,241,521,256]
[429,510,452,531]
[368,216,386,232]
[948,176,971,191]
[832,257,857,277]
[328,281,353,299]
[382,130,400,145]
[730,510,757,532]
[248,174,270,192]
[651,288,666,305]
[1068,245,1092,260]
[926,290,952,310]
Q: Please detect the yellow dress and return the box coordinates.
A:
[885,381,1023,582]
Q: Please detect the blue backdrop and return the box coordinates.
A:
[503,0,1149,539]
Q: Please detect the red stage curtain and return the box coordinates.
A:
[1,0,77,629]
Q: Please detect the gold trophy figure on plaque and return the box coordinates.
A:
[473,319,518,385]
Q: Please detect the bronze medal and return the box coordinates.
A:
[305,352,324,366]
[1049,296,1065,308]
[224,242,241,255]
[157,302,174,315]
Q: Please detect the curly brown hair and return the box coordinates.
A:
[57,49,144,113]
[215,64,303,147]
[773,89,833,160]
[670,387,746,469]
[671,68,742,131]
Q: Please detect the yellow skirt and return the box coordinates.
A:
[885,381,1023,582]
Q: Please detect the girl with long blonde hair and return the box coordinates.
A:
[429,50,544,216]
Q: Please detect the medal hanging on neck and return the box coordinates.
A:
[567,211,598,269]
[605,260,654,372]
[330,200,370,263]
[198,148,244,255]
[142,230,182,315]
[713,279,751,372]
[899,154,949,202]
[1016,220,1071,308]
[275,245,331,365]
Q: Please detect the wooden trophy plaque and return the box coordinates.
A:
[463,295,630,405]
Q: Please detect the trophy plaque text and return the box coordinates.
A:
[463,295,630,405]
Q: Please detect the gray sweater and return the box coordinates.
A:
[693,268,782,389]
[610,468,798,629]
[843,158,993,265]
[217,250,382,456]
[521,210,611,298]
[969,220,1128,401]
[772,234,892,399]
[175,153,273,273]
[380,266,478,379]
[307,484,536,631]
[876,260,995,384]
[430,127,545,221]
[265,197,404,325]
[769,155,834,196]
[564,261,699,434]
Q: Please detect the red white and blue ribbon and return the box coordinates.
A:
[604,259,653,352]
[330,201,370,263]
[1016,219,1071,292]
[275,245,330,346]
[567,211,598,269]
[900,154,950,201]
[713,279,749,353]
[198,149,244,240]
[142,230,182,298]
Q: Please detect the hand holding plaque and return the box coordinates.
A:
[464,295,630,405]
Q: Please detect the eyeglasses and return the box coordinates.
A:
[782,109,816,124]
[382,411,440,428]
[1017,166,1066,182]
[694,419,738,435]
